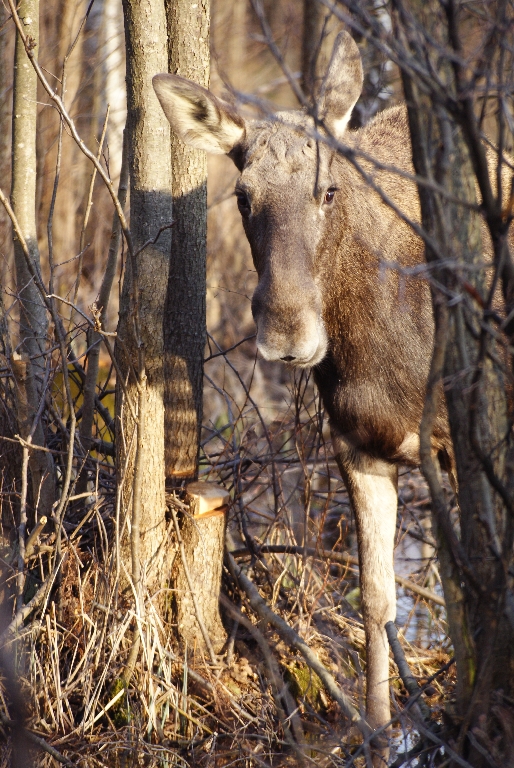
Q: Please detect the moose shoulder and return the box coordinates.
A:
[153,31,451,753]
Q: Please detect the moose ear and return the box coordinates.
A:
[153,74,245,155]
[317,31,363,139]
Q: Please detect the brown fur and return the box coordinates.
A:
[236,105,448,465]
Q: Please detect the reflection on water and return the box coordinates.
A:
[396,470,447,648]
[395,534,445,646]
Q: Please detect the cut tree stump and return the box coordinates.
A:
[172,481,229,653]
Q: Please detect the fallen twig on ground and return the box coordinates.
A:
[226,551,375,742]
[385,621,431,722]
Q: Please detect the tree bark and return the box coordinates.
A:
[117,0,172,593]
[173,510,226,651]
[11,0,55,521]
[171,482,228,653]
[0,2,13,269]
[164,0,210,484]
[301,0,342,100]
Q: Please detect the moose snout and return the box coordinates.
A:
[251,290,328,368]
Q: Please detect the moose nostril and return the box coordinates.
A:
[281,355,296,362]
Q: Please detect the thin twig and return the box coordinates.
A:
[227,552,374,740]
[385,621,431,722]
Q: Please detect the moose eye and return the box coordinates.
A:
[324,188,336,205]
[236,191,251,217]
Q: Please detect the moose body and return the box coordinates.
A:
[154,32,452,747]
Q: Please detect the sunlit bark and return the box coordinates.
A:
[11,0,55,520]
[117,0,172,593]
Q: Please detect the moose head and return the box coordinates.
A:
[153,32,363,368]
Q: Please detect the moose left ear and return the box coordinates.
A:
[153,73,246,155]
[317,31,363,139]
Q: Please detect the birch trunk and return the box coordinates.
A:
[117,0,172,593]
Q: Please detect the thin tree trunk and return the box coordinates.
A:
[164,0,210,485]
[117,0,172,593]
[51,0,86,271]
[301,0,341,99]
[0,0,18,532]
[0,2,13,269]
[11,0,55,521]
[76,130,128,496]
[0,290,19,534]
[101,0,126,182]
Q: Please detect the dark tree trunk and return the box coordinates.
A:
[163,0,210,485]
[164,0,227,656]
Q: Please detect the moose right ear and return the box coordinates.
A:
[317,31,363,139]
[153,74,245,155]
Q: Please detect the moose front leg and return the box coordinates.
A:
[332,431,398,743]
